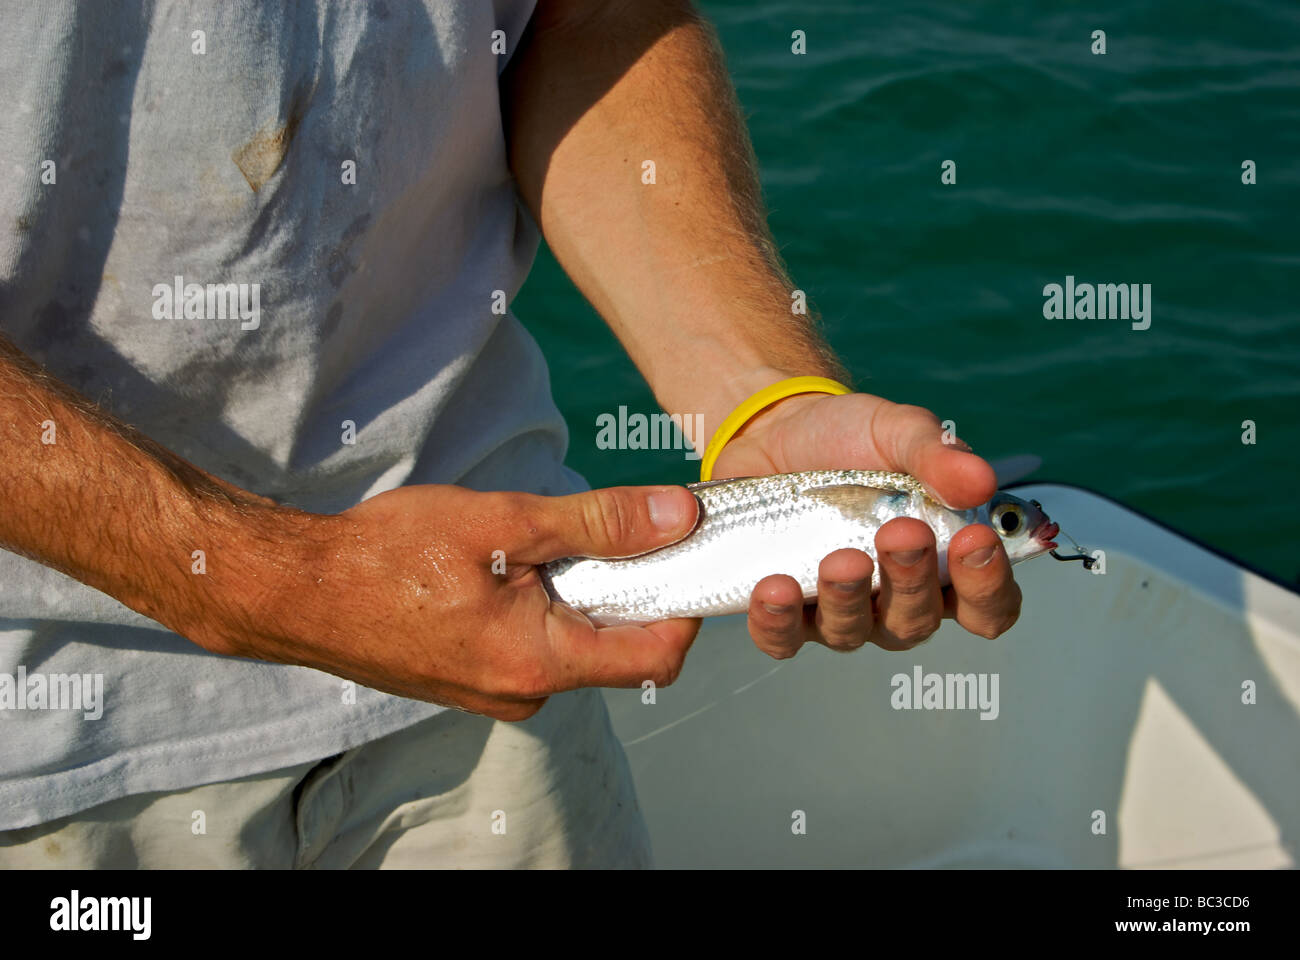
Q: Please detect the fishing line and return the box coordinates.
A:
[1050,530,1096,569]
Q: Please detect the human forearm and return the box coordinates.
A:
[0,334,315,648]
[504,0,846,432]
[503,3,1024,658]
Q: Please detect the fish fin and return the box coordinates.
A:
[801,483,899,516]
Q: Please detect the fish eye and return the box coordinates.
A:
[992,504,1022,535]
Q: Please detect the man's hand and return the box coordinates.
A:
[196,484,702,721]
[1,330,703,722]
[710,391,1023,657]
[504,4,1025,658]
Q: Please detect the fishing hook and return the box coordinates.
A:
[1050,529,1097,569]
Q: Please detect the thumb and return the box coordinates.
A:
[876,403,997,509]
[511,485,699,564]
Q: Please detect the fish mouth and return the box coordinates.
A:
[1032,520,1060,550]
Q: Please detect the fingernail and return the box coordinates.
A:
[832,579,866,594]
[961,545,996,568]
[648,489,693,531]
[888,549,925,566]
[762,602,792,616]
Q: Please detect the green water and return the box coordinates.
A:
[517,1,1300,584]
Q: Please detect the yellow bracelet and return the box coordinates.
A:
[698,375,852,482]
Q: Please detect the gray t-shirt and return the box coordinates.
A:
[0,0,587,830]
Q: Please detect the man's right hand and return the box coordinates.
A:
[1,334,702,722]
[193,484,702,721]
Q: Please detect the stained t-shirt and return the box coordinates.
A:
[0,0,588,829]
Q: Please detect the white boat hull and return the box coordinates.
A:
[601,483,1300,868]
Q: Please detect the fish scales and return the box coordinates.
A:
[540,470,1060,627]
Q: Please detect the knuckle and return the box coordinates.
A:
[517,502,549,539]
[960,582,1005,608]
[964,590,1023,639]
[755,632,800,659]
[819,587,872,618]
[887,576,934,601]
[487,489,521,516]
[817,609,870,651]
[894,616,941,645]
[587,488,638,549]
[823,631,867,652]
[501,493,546,543]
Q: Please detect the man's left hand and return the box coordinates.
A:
[708,391,1024,657]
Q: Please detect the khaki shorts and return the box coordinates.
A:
[0,688,650,869]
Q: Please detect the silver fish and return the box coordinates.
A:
[540,470,1062,626]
